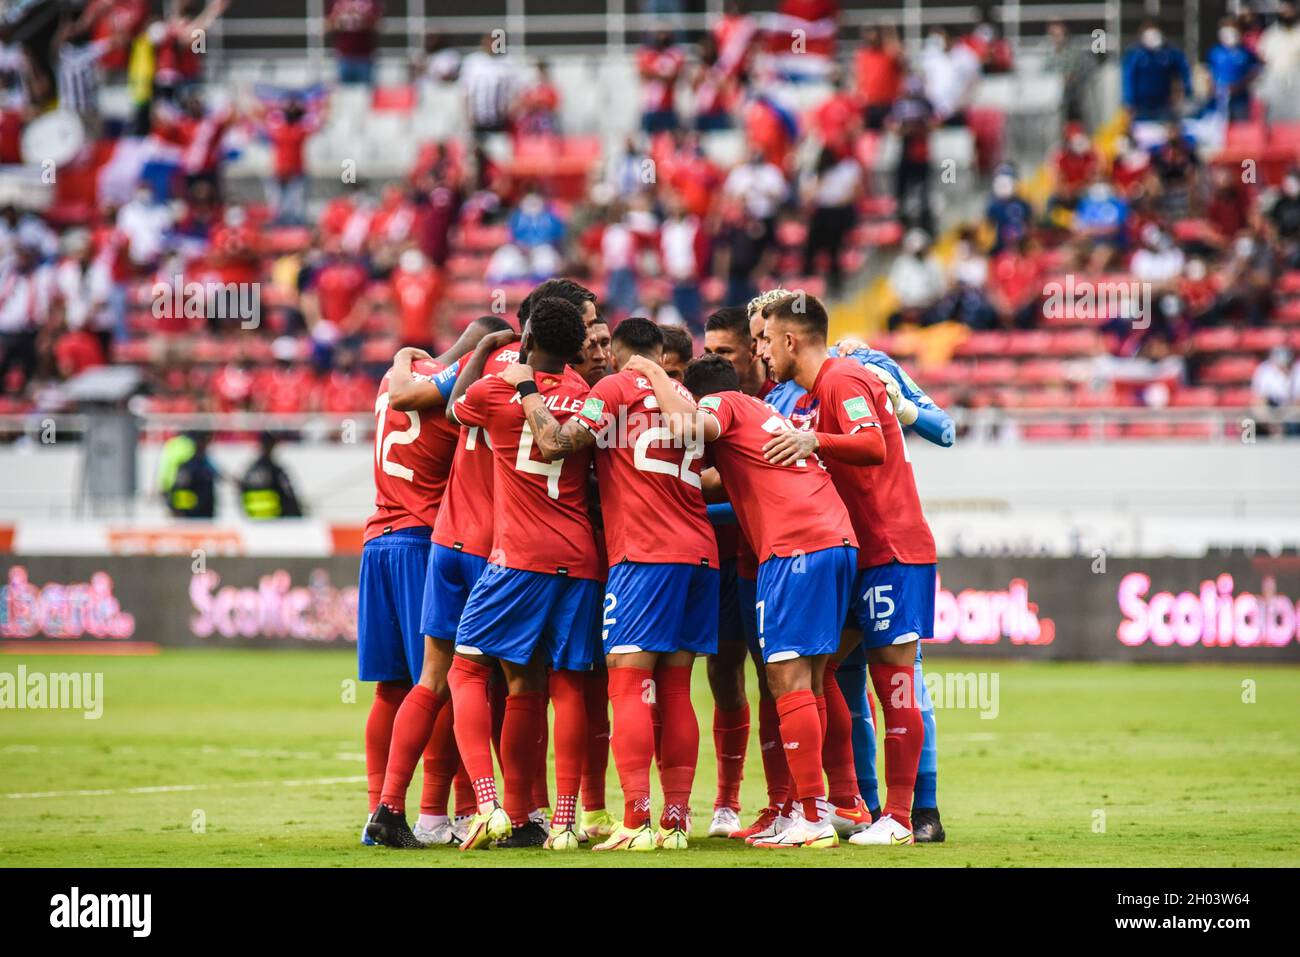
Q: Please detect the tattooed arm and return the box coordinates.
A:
[498,363,596,462]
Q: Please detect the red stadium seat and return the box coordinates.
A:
[1225,122,1267,152]
[372,85,416,112]
[1191,327,1240,352]
[1239,327,1288,353]
[1278,271,1300,295]
[1171,386,1218,407]
[1199,356,1258,384]
[1171,421,1215,439]
[1048,329,1099,356]
[1004,331,1053,356]
[1217,386,1255,406]
[1021,423,1077,441]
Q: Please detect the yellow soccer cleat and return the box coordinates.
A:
[654,826,689,850]
[459,803,512,852]
[592,824,656,852]
[580,808,617,841]
[544,824,582,851]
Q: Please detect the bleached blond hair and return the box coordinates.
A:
[746,287,796,319]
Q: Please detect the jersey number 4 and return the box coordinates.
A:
[516,424,563,499]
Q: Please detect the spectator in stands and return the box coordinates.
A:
[461,32,518,137]
[1072,174,1129,272]
[1206,16,1262,121]
[239,432,304,519]
[660,194,705,331]
[933,226,997,330]
[299,235,371,368]
[887,228,946,329]
[1044,19,1097,125]
[598,202,638,318]
[920,27,980,126]
[504,188,565,280]
[390,246,443,350]
[1047,122,1101,224]
[1121,19,1192,123]
[1202,164,1253,254]
[259,93,325,227]
[516,59,561,136]
[1147,122,1200,220]
[327,0,383,86]
[1212,230,1276,327]
[1131,223,1186,292]
[1260,2,1300,79]
[1109,132,1153,198]
[666,133,723,219]
[54,229,114,359]
[414,29,461,85]
[1250,346,1299,434]
[807,65,860,158]
[317,346,374,413]
[712,1,757,82]
[657,322,693,381]
[693,34,739,132]
[638,31,686,134]
[985,165,1034,256]
[49,301,107,379]
[855,25,904,130]
[889,74,936,234]
[1263,168,1300,268]
[723,146,787,243]
[147,0,230,104]
[717,198,775,309]
[0,244,51,393]
[801,145,862,296]
[989,236,1044,328]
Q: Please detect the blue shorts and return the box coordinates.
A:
[755,544,857,663]
[357,528,433,683]
[455,564,601,671]
[737,574,760,656]
[603,561,719,656]
[420,543,489,642]
[849,561,937,649]
[717,558,744,645]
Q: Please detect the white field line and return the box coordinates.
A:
[6,775,365,800]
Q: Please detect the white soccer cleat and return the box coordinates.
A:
[412,819,457,846]
[707,807,741,838]
[450,814,471,844]
[743,810,792,845]
[752,803,838,849]
[848,813,915,846]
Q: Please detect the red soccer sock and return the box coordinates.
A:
[757,696,791,809]
[365,682,409,813]
[608,667,654,829]
[581,669,610,812]
[712,703,749,812]
[419,694,457,816]
[822,662,860,808]
[531,692,550,811]
[452,762,476,818]
[655,664,699,829]
[775,689,826,823]
[379,685,444,812]
[501,691,546,827]
[548,670,588,828]
[869,663,923,831]
[489,677,506,767]
[447,657,498,808]
[651,703,664,774]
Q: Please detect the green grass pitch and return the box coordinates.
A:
[2,650,1297,867]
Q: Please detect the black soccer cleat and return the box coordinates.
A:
[494,821,548,848]
[912,807,946,843]
[365,803,426,849]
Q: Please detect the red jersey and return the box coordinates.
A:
[432,345,520,557]
[799,358,937,568]
[365,358,459,542]
[453,365,599,579]
[254,366,317,414]
[638,47,685,112]
[392,267,443,344]
[574,368,717,568]
[265,111,319,179]
[312,259,370,326]
[698,390,855,564]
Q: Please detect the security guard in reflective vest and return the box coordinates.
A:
[239,432,303,519]
[158,431,217,519]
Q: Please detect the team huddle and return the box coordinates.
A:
[357,277,953,852]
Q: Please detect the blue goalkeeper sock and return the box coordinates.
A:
[914,652,938,809]
[835,645,879,812]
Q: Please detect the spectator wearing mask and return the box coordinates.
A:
[502,189,565,281]
[260,93,325,226]
[1250,346,1299,435]
[888,74,936,234]
[1264,169,1300,267]
[516,59,561,136]
[390,247,443,350]
[920,27,980,126]
[1212,231,1276,327]
[1260,3,1300,83]
[1047,123,1101,221]
[722,147,787,242]
[599,202,639,318]
[887,229,946,328]
[1072,174,1129,272]
[985,166,1033,255]
[1122,20,1191,123]
[638,31,685,134]
[240,433,304,519]
[1206,17,1262,121]
[660,193,706,332]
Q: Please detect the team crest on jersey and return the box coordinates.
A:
[579,397,605,422]
[843,396,871,421]
[540,377,559,388]
[699,396,722,411]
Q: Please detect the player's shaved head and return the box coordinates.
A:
[683,353,740,399]
[611,316,664,366]
[523,296,587,363]
[658,323,693,381]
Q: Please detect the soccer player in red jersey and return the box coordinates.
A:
[631,351,860,849]
[761,293,937,846]
[360,317,516,849]
[499,317,719,851]
[444,297,601,851]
